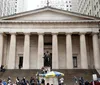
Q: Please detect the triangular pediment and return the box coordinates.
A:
[1,6,100,21]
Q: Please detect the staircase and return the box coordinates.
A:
[96,69,100,75]
[0,69,39,82]
[53,69,100,85]
[0,69,99,85]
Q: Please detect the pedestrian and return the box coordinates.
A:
[16,77,20,85]
[41,79,45,85]
[85,80,90,85]
[2,79,7,85]
[81,77,84,85]
[46,83,50,85]
[73,76,78,85]
[0,79,3,85]
[59,77,64,85]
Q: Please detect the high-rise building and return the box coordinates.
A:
[16,0,27,13]
[72,0,100,17]
[37,0,72,11]
[0,0,26,17]
[71,0,78,12]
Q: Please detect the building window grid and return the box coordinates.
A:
[99,0,100,4]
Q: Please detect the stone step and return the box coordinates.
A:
[0,69,39,82]
[96,69,100,75]
[0,69,99,85]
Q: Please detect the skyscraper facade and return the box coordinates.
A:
[37,0,72,11]
[0,0,26,17]
[71,0,78,12]
[72,0,100,17]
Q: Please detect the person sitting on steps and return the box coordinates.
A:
[0,65,5,72]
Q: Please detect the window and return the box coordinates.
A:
[19,56,23,69]
[97,12,99,17]
[96,2,98,8]
[99,0,100,4]
[90,10,91,15]
[66,5,68,7]
[73,56,77,68]
[94,5,96,10]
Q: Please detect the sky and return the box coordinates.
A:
[27,0,43,10]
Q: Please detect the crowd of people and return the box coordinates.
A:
[0,76,65,85]
[0,76,53,85]
[73,76,100,85]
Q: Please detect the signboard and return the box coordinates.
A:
[92,74,97,81]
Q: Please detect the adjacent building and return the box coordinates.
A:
[71,0,78,12]
[0,7,100,69]
[0,0,26,17]
[37,0,72,11]
[72,0,100,17]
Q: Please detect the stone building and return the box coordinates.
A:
[0,7,100,69]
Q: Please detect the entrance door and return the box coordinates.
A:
[19,57,23,69]
[73,56,77,68]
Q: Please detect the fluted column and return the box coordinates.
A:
[23,33,30,69]
[80,33,88,69]
[8,33,16,69]
[37,33,44,69]
[52,33,58,69]
[0,33,4,66]
[66,33,73,69]
[92,33,100,69]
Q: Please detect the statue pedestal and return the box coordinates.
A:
[39,76,58,85]
[44,66,51,72]
[45,77,58,85]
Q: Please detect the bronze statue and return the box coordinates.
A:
[43,51,52,67]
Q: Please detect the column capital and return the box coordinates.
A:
[24,32,31,35]
[38,32,44,35]
[79,32,86,35]
[92,32,98,35]
[0,32,6,36]
[10,32,16,35]
[0,32,4,34]
[52,32,58,35]
[65,32,72,35]
[0,33,7,37]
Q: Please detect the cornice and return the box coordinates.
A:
[0,20,100,24]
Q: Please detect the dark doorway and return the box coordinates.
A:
[73,56,77,68]
[19,57,23,69]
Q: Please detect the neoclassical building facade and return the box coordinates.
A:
[0,7,100,69]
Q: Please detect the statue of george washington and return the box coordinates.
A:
[43,51,51,67]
